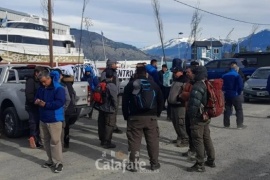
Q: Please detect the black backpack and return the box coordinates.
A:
[133,79,157,110]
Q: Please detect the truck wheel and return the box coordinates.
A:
[3,107,22,138]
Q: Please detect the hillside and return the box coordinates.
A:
[70,29,153,60]
[142,29,270,59]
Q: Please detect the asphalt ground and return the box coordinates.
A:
[1,101,270,180]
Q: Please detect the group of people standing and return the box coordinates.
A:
[23,57,247,174]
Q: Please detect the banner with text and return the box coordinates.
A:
[117,68,136,78]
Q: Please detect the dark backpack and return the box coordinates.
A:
[92,81,107,105]
[133,79,157,110]
[202,79,225,120]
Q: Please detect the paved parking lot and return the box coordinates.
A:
[1,101,270,180]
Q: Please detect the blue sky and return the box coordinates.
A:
[1,0,270,48]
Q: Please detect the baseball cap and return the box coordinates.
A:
[132,79,141,94]
[106,59,118,66]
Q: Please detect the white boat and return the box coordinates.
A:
[0,17,84,65]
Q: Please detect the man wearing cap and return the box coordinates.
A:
[101,59,123,134]
[97,69,118,149]
[122,66,163,172]
[168,66,189,147]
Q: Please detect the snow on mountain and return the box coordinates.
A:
[142,29,270,59]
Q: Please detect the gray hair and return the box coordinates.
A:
[37,70,51,80]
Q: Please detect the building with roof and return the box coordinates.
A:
[191,40,223,60]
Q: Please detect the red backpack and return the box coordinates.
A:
[92,82,107,104]
[203,79,224,120]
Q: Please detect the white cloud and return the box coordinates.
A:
[1,0,270,48]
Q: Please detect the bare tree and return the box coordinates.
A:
[78,0,90,64]
[151,0,166,62]
[84,17,96,62]
[40,0,54,16]
[247,24,259,51]
[185,1,202,59]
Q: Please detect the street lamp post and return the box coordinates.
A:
[178,32,183,59]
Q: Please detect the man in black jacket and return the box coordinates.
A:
[101,59,123,134]
[122,66,163,172]
[25,66,46,148]
[187,66,215,172]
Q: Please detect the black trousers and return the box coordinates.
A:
[185,112,195,152]
[223,95,244,127]
[27,109,40,142]
[98,111,116,142]
[126,116,159,165]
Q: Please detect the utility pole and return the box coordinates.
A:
[101,31,107,61]
[48,0,53,67]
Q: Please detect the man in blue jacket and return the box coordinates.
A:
[222,66,246,129]
[35,70,66,173]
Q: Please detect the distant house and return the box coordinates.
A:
[191,41,223,60]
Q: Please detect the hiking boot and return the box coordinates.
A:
[205,160,216,168]
[100,141,105,146]
[187,162,205,172]
[53,163,63,173]
[36,141,43,149]
[42,162,54,168]
[177,142,189,148]
[103,142,116,149]
[113,128,123,134]
[237,125,247,130]
[182,151,189,157]
[126,163,138,172]
[29,136,36,149]
[151,163,161,171]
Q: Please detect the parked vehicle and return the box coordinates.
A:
[243,67,270,102]
[204,58,257,80]
[0,64,91,138]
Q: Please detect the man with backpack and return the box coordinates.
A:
[100,59,123,134]
[222,65,246,129]
[122,66,163,172]
[168,66,189,147]
[187,66,216,172]
[95,69,118,149]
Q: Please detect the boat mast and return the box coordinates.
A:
[48,0,54,67]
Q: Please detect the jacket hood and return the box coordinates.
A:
[191,66,208,81]
[85,67,92,72]
[50,71,61,87]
